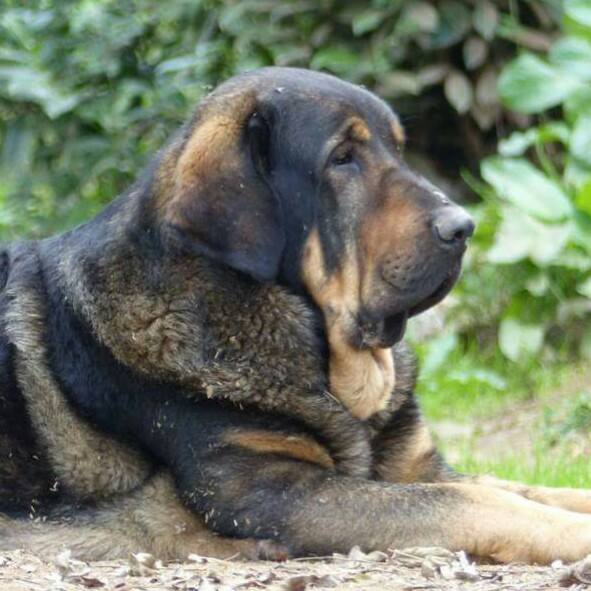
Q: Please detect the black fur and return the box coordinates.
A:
[6,69,570,565]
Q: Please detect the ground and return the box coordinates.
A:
[3,546,591,591]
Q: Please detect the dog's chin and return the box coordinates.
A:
[357,265,461,349]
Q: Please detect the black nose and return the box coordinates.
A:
[433,206,475,245]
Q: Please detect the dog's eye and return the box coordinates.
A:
[331,148,354,167]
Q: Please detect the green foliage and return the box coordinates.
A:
[543,391,591,443]
[456,448,591,488]
[423,356,591,487]
[0,0,560,238]
[417,337,544,421]
[463,2,591,362]
[0,0,222,237]
[1,0,587,370]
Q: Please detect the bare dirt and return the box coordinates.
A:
[2,546,590,591]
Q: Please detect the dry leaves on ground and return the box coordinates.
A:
[1,545,589,591]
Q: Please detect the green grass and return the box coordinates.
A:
[415,340,591,488]
[454,447,591,488]
[416,339,583,421]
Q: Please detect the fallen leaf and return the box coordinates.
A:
[70,575,105,588]
[347,546,388,562]
[129,552,160,577]
[286,574,338,590]
[559,554,591,586]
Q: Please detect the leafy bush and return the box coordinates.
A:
[0,0,560,238]
[457,0,591,362]
[3,0,586,369]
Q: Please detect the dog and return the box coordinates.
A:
[1,67,591,565]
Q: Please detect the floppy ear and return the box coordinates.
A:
[162,101,285,282]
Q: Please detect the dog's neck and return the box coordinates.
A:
[45,190,324,387]
[47,187,401,422]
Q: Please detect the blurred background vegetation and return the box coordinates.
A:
[1,0,590,482]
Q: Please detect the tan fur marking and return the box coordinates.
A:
[225,430,334,469]
[152,145,183,212]
[443,482,591,564]
[376,421,436,483]
[474,475,591,514]
[348,117,371,142]
[301,228,394,420]
[359,198,424,305]
[391,119,405,146]
[161,92,255,226]
[164,116,242,229]
[176,115,242,186]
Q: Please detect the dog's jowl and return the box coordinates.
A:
[0,68,590,564]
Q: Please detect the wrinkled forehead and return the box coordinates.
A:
[211,67,405,150]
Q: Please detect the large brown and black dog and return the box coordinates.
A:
[1,67,591,564]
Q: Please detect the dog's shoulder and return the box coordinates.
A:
[0,241,59,509]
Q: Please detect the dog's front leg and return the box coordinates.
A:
[467,475,591,514]
[182,445,591,564]
[371,393,460,483]
[372,394,591,515]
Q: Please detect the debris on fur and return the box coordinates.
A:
[0,548,584,590]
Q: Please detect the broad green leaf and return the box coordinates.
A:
[550,37,591,81]
[498,129,538,156]
[570,211,591,255]
[581,325,591,359]
[482,157,573,221]
[578,276,591,298]
[0,65,80,118]
[576,181,591,217]
[565,86,591,121]
[0,122,35,177]
[487,207,572,265]
[352,10,384,36]
[447,368,507,389]
[444,70,473,113]
[554,251,591,271]
[538,122,571,144]
[310,47,360,74]
[498,317,544,362]
[526,273,550,296]
[379,71,421,97]
[475,66,498,106]
[156,55,205,75]
[427,1,471,49]
[473,0,498,40]
[566,157,591,188]
[463,36,488,70]
[398,2,439,35]
[420,333,458,375]
[499,54,582,114]
[571,116,591,166]
[565,0,591,27]
[417,64,450,87]
[499,123,570,156]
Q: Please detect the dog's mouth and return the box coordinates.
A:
[357,264,461,349]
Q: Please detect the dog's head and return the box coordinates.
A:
[156,67,474,419]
